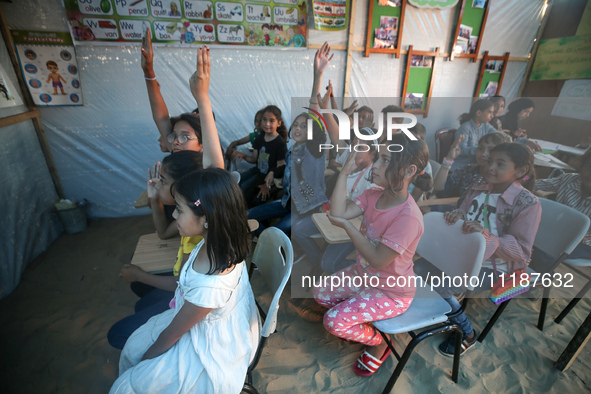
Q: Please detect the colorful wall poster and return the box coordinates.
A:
[530,34,591,81]
[0,63,24,109]
[62,0,307,48]
[551,79,591,122]
[312,0,349,31]
[12,30,83,107]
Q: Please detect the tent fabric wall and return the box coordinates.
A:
[2,0,545,221]
[0,28,62,299]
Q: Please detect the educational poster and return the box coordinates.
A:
[12,30,83,106]
[312,0,349,31]
[530,35,591,81]
[551,80,591,122]
[0,64,24,108]
[62,0,307,48]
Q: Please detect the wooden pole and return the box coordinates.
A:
[0,5,65,198]
[555,310,591,371]
[343,0,358,103]
[518,0,553,97]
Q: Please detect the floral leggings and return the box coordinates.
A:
[313,264,413,346]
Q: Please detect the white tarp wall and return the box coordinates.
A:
[1,0,545,296]
[0,28,62,298]
[3,0,544,219]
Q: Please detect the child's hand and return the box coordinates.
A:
[341,150,358,176]
[225,142,237,158]
[343,100,358,117]
[579,135,591,149]
[524,139,542,152]
[257,183,271,202]
[444,211,463,225]
[327,212,349,229]
[316,80,333,110]
[314,42,334,76]
[447,135,464,160]
[120,264,145,283]
[462,220,485,234]
[147,162,161,199]
[264,171,274,188]
[232,151,246,162]
[189,45,210,102]
[141,28,154,75]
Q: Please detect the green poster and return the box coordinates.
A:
[530,34,591,81]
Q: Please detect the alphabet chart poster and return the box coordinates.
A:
[12,30,83,107]
[62,0,308,48]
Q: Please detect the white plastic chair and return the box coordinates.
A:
[429,159,441,179]
[242,228,293,394]
[372,212,486,393]
[478,197,590,340]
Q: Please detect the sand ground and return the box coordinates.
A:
[1,215,590,393]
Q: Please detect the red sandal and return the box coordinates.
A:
[353,347,392,377]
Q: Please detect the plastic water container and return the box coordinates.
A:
[56,200,88,234]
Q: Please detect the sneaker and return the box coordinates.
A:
[438,331,477,357]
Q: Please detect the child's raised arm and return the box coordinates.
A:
[141,302,212,361]
[433,135,464,192]
[329,151,363,220]
[189,46,224,169]
[142,28,173,152]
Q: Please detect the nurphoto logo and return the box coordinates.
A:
[304,107,418,153]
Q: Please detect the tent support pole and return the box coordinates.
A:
[0,5,64,199]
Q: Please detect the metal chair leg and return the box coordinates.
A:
[555,279,591,324]
[537,286,552,331]
[477,299,512,342]
[381,325,461,394]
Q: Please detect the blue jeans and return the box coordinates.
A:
[248,200,291,236]
[107,289,173,349]
[414,258,498,336]
[291,215,356,274]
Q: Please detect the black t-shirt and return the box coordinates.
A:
[252,133,287,175]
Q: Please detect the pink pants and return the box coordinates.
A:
[313,264,412,346]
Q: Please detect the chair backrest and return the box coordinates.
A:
[417,212,486,290]
[435,128,457,163]
[534,198,590,262]
[251,227,293,337]
[429,159,441,179]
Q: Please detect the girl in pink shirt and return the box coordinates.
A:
[313,134,432,377]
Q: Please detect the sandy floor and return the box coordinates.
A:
[1,215,590,393]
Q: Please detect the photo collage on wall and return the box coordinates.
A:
[12,30,83,106]
[374,15,398,48]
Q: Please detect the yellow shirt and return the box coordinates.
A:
[173,236,203,276]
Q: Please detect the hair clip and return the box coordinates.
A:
[194,199,201,207]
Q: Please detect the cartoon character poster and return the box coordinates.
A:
[62,0,307,49]
[12,30,83,107]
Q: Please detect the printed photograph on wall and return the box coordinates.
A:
[373,16,398,48]
[405,93,424,110]
[0,64,24,109]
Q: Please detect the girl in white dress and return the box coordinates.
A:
[110,168,259,393]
